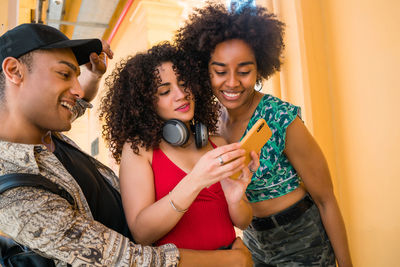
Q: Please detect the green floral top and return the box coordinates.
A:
[243,94,301,203]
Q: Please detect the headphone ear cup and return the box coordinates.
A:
[194,122,208,148]
[162,119,189,146]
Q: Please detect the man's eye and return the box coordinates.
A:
[215,71,226,75]
[58,72,70,79]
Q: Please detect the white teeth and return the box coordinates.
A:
[222,91,240,98]
[60,101,73,112]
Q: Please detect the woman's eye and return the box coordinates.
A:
[238,71,251,76]
[215,71,226,75]
[159,89,170,96]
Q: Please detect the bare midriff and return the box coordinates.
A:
[250,186,307,218]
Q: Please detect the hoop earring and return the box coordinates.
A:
[255,78,263,91]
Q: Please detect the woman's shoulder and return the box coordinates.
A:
[252,94,300,123]
[122,141,153,161]
[209,135,228,147]
[258,94,293,108]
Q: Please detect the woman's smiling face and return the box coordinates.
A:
[155,61,195,122]
[209,39,258,110]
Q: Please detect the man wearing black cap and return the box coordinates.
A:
[0,24,252,266]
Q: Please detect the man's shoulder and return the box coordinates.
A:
[0,139,40,175]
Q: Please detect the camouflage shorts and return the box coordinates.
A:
[243,200,335,267]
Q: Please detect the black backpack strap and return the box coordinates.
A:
[0,173,75,206]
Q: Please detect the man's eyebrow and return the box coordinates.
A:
[59,60,80,75]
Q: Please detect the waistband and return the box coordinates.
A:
[250,194,314,231]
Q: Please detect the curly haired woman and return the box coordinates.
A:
[100,43,259,250]
[175,3,352,266]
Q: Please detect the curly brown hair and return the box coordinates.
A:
[99,42,219,163]
[174,2,285,86]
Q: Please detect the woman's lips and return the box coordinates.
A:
[176,103,190,112]
[221,90,241,100]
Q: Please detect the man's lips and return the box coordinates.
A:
[60,100,76,113]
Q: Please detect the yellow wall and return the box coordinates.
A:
[0,0,9,34]
[61,0,83,38]
[259,0,400,266]
[321,1,400,266]
[18,0,36,24]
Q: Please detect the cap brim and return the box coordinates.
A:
[43,38,102,65]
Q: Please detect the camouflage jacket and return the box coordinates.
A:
[0,134,179,266]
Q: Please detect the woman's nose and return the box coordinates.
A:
[226,72,240,87]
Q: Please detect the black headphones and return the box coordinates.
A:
[162,119,208,148]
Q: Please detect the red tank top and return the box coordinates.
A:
[152,140,235,250]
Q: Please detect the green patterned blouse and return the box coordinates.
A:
[243,94,301,203]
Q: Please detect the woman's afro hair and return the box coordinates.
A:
[175,2,285,84]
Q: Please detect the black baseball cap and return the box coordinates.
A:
[0,23,102,70]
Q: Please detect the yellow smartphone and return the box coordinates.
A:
[230,118,272,180]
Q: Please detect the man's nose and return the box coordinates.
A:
[70,78,84,99]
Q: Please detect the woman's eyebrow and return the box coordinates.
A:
[157,82,171,88]
[210,61,255,67]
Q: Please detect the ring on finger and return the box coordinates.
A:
[249,167,257,173]
[217,156,224,165]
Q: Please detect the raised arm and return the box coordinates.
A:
[119,142,247,245]
[78,40,113,102]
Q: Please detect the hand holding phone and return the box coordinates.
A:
[230,118,272,179]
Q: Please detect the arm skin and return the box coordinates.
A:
[0,187,179,266]
[178,238,253,267]
[284,117,353,267]
[78,40,113,102]
[119,142,247,245]
[212,136,256,230]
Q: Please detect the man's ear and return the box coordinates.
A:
[2,57,24,85]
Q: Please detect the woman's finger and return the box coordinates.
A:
[206,142,242,158]
[214,148,245,167]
